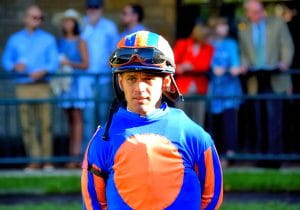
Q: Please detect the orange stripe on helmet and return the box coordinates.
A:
[117,37,126,48]
[201,147,215,209]
[134,31,148,47]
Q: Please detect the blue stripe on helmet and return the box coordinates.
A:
[125,33,136,47]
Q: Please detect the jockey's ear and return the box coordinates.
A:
[162,74,171,92]
[117,73,124,91]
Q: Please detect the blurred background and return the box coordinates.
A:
[0,0,299,209]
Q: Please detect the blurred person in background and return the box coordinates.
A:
[1,5,59,170]
[81,0,119,152]
[173,22,214,126]
[274,2,300,154]
[54,9,89,169]
[118,3,146,40]
[238,0,294,166]
[207,17,243,167]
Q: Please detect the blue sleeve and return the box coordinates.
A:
[211,39,240,70]
[228,39,240,68]
[81,127,109,210]
[107,23,119,54]
[2,36,17,71]
[211,47,219,70]
[195,133,223,210]
[43,36,59,73]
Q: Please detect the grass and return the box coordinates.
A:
[0,176,80,194]
[223,168,300,192]
[0,201,299,210]
[0,202,81,210]
[0,168,299,194]
[0,175,81,194]
[220,202,300,210]
[0,168,299,209]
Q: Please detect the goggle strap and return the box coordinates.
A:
[102,98,120,141]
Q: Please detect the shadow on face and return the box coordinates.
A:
[24,5,43,30]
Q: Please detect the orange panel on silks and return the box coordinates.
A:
[113,134,184,209]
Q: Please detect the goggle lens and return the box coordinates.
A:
[110,48,172,67]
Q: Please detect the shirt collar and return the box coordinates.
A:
[120,102,169,121]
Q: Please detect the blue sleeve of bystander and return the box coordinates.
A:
[2,35,17,71]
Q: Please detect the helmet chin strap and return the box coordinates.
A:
[163,75,184,103]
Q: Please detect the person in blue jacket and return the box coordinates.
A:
[207,17,243,166]
[118,3,147,41]
[80,0,119,153]
[2,5,59,170]
[81,30,223,210]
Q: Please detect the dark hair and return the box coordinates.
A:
[86,0,103,8]
[62,19,80,36]
[130,3,144,22]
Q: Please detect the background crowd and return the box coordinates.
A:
[0,0,299,170]
[1,0,146,170]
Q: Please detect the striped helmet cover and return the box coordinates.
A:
[114,31,175,73]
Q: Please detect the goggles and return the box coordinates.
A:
[109,48,174,69]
